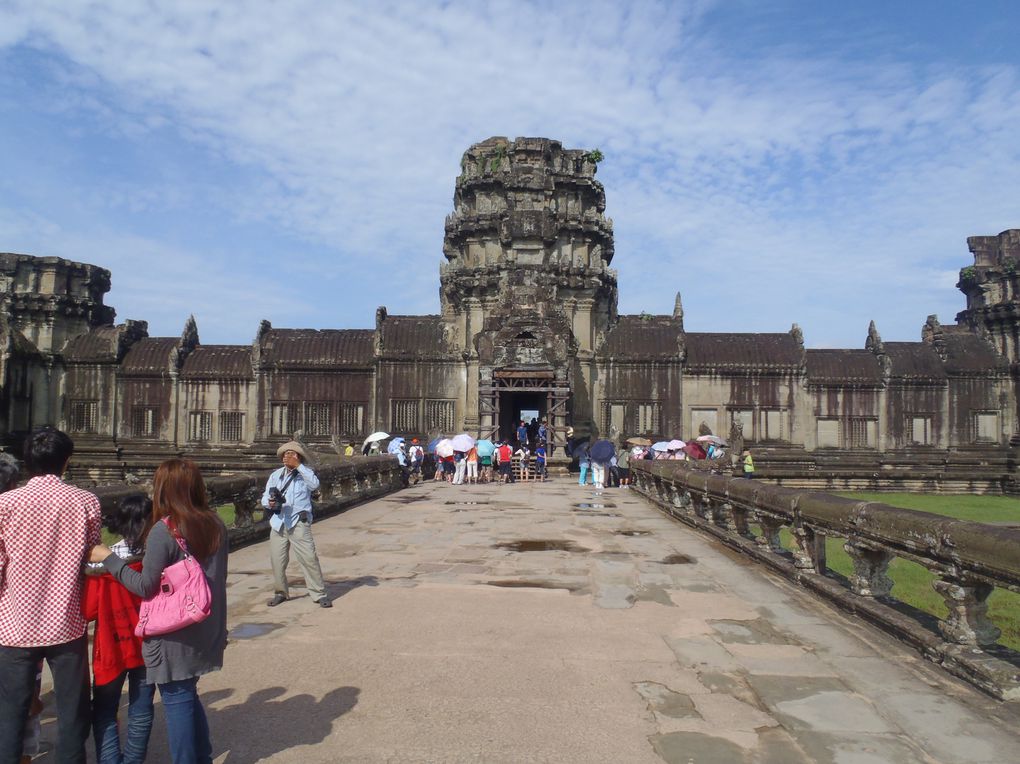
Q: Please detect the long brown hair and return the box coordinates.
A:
[149,458,222,561]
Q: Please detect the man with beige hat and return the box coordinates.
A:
[261,441,331,608]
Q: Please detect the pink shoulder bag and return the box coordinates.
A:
[134,518,212,638]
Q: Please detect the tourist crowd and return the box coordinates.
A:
[0,428,327,764]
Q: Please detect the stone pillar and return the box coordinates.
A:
[933,577,1001,646]
[844,539,893,597]
[754,514,784,553]
[793,525,826,573]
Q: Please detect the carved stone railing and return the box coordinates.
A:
[93,456,403,551]
[630,460,1020,700]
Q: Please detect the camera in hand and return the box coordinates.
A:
[268,486,286,513]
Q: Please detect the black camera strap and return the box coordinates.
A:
[276,470,299,501]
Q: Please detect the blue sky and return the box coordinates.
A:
[0,1,1017,347]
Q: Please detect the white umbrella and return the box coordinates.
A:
[451,433,475,452]
[696,435,727,446]
[651,441,671,452]
[435,438,455,458]
[362,431,390,455]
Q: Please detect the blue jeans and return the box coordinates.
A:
[159,677,212,764]
[92,666,154,764]
[578,463,591,485]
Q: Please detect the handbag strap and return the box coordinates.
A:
[162,516,191,558]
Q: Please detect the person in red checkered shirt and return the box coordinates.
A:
[0,427,102,764]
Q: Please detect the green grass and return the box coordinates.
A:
[102,504,243,547]
[834,492,1020,524]
[756,492,1020,651]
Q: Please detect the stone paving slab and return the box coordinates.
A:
[33,478,1020,762]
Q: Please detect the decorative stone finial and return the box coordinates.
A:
[789,323,804,350]
[865,320,884,354]
[673,291,684,321]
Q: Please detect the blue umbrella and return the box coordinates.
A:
[475,439,495,457]
[652,441,671,452]
[427,437,443,454]
[387,437,405,455]
[589,439,615,463]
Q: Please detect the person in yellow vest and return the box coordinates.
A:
[343,443,354,457]
[742,449,755,479]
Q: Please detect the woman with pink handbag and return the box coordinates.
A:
[91,459,228,764]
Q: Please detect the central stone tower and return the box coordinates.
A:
[441,137,617,443]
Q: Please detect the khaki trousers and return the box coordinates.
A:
[269,520,326,601]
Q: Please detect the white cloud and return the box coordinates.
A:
[0,0,1016,344]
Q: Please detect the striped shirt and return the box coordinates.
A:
[0,474,102,647]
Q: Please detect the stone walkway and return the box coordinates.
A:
[40,479,1020,762]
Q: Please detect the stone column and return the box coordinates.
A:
[754,514,784,553]
[933,577,1001,646]
[844,539,893,597]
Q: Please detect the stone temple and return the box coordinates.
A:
[1,137,1018,489]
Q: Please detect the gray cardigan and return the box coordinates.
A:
[104,516,228,685]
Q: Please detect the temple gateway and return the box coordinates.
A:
[2,137,1018,489]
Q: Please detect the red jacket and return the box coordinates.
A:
[82,562,144,685]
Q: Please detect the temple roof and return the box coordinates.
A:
[884,342,947,380]
[120,337,180,374]
[63,326,123,362]
[939,327,1008,374]
[260,329,374,368]
[378,316,456,359]
[600,315,682,360]
[805,349,883,384]
[685,332,802,371]
[181,345,253,379]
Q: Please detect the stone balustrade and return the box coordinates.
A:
[92,455,403,551]
[630,460,1020,700]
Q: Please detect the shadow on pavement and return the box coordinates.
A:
[207,684,360,762]
[325,575,380,602]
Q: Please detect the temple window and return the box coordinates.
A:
[69,400,98,433]
[391,399,420,432]
[270,402,300,435]
[638,403,661,434]
[304,402,333,436]
[188,411,212,442]
[424,399,455,433]
[760,409,785,442]
[339,403,366,436]
[909,416,933,446]
[601,402,626,435]
[131,406,159,438]
[729,409,754,439]
[847,417,877,449]
[219,411,244,443]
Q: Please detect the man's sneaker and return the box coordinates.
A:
[267,593,287,607]
[318,597,333,609]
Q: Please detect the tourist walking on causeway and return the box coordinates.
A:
[264,441,332,608]
[743,449,755,479]
[91,459,228,764]
[0,427,101,764]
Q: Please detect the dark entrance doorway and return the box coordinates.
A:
[498,391,545,444]
[479,370,570,453]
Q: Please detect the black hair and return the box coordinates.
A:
[0,455,21,493]
[22,427,74,477]
[104,493,152,555]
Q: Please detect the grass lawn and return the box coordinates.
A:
[101,504,242,547]
[762,492,1020,651]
